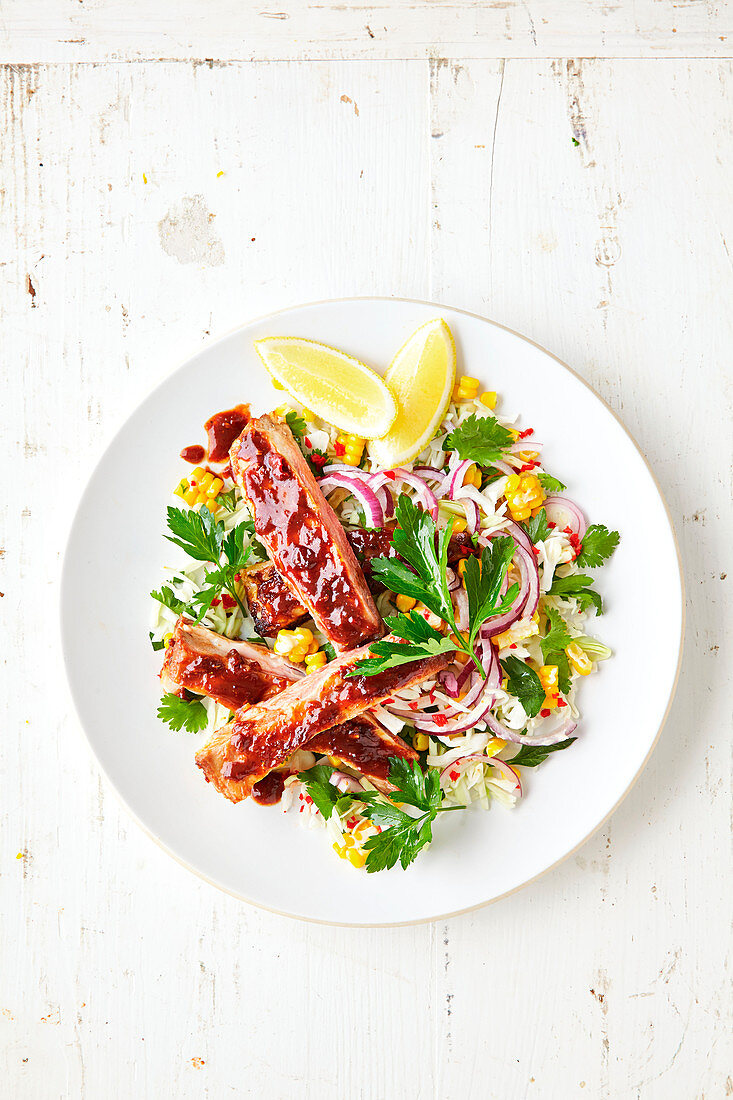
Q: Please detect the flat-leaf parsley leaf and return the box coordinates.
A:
[157,692,208,733]
[443,413,514,466]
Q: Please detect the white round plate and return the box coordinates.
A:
[61,298,683,925]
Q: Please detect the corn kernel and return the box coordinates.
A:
[486,737,507,755]
[293,627,314,645]
[480,391,497,410]
[163,632,174,648]
[542,693,559,710]
[305,650,327,671]
[301,407,316,421]
[452,517,467,533]
[307,639,320,655]
[453,378,480,402]
[333,842,347,859]
[174,479,188,499]
[504,472,545,522]
[413,733,429,751]
[457,558,468,580]
[538,665,559,692]
[274,630,295,656]
[183,486,198,506]
[199,472,214,492]
[347,849,366,869]
[203,498,218,513]
[343,835,355,848]
[327,756,341,767]
[189,466,206,484]
[207,477,223,497]
[566,641,592,676]
[396,594,417,613]
[463,464,482,489]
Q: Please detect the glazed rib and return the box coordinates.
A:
[195,639,451,801]
[166,618,417,791]
[199,712,417,800]
[230,415,382,652]
[241,525,479,636]
[161,617,303,711]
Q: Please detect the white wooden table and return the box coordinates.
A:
[2,5,732,1097]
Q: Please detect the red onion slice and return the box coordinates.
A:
[508,440,544,453]
[485,711,578,746]
[369,469,439,521]
[317,475,385,528]
[440,753,522,796]
[413,466,447,492]
[446,459,474,499]
[543,494,587,540]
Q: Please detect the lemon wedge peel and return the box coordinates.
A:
[254,336,398,439]
[368,318,457,469]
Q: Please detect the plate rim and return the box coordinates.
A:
[60,295,686,927]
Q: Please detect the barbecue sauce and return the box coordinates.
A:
[205,404,250,463]
[179,649,288,710]
[234,425,382,653]
[180,444,206,464]
[251,772,286,805]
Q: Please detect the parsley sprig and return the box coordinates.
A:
[298,757,465,873]
[548,572,602,615]
[443,413,514,466]
[509,738,576,767]
[576,524,619,568]
[157,692,208,733]
[350,496,518,679]
[162,505,256,622]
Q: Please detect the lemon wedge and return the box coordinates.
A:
[254,336,398,439]
[368,318,456,468]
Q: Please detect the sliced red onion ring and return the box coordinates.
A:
[508,440,543,453]
[449,496,480,533]
[492,460,514,477]
[485,711,578,746]
[369,469,439,521]
[438,670,460,698]
[317,475,384,528]
[387,646,493,724]
[446,567,460,592]
[413,465,447,491]
[408,642,501,733]
[543,494,587,540]
[478,538,537,638]
[320,464,371,477]
[446,459,474,499]
[452,586,469,631]
[440,753,522,796]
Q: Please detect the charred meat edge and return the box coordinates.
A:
[195,640,452,802]
[161,616,303,710]
[230,415,382,652]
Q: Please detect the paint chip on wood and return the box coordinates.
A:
[158,195,225,266]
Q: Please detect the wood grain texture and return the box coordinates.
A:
[1,57,731,1098]
[0,0,731,62]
